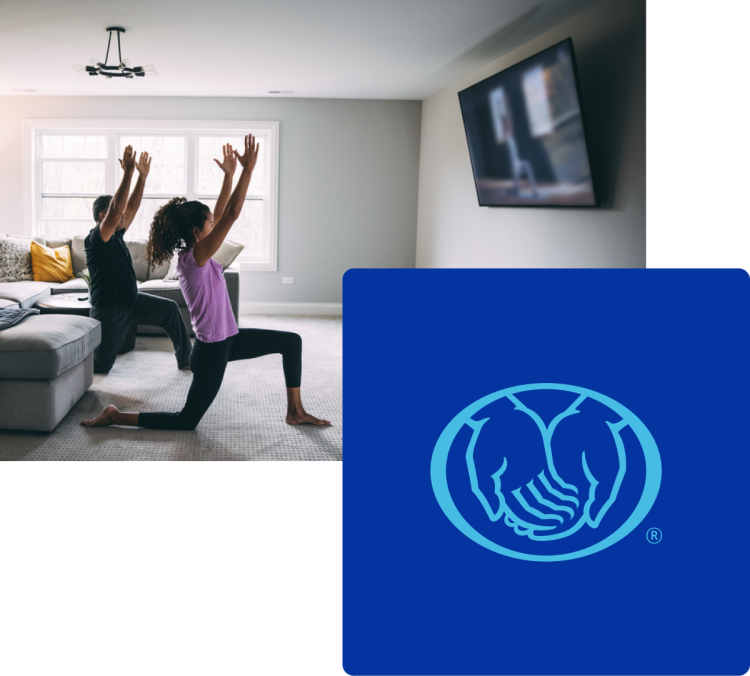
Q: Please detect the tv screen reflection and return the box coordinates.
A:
[458,38,597,207]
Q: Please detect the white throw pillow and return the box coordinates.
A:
[0,237,35,282]
[164,240,244,280]
[164,254,180,281]
[213,240,245,269]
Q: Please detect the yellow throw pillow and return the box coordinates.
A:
[30,240,76,283]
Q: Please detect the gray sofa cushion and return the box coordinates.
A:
[0,356,94,432]
[0,281,51,308]
[0,314,100,379]
[46,237,72,250]
[49,278,90,294]
[126,240,150,281]
[148,255,171,280]
[224,265,240,318]
[137,279,186,306]
[71,235,88,275]
[72,233,151,281]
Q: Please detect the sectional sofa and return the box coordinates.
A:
[0,234,240,335]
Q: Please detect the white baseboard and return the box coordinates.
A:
[240,301,342,316]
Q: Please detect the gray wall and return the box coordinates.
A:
[415,0,645,268]
[0,96,422,303]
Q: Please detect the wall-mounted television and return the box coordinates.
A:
[458,37,597,207]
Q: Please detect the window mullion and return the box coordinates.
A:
[41,193,103,198]
[34,130,42,236]
[186,130,195,199]
[106,132,117,195]
[36,158,105,163]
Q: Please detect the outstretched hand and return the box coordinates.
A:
[134,151,151,177]
[213,143,237,176]
[119,145,136,172]
[234,134,259,173]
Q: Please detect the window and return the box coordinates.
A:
[25,120,279,271]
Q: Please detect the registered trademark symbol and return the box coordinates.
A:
[646,527,662,544]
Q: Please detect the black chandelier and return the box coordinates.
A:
[72,27,157,79]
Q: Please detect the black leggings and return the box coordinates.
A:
[139,328,302,430]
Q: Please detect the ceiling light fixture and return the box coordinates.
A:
[72,27,157,79]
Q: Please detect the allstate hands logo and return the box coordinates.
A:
[430,384,662,562]
[465,391,627,541]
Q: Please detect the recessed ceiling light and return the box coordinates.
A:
[268,90,295,95]
[10,88,37,92]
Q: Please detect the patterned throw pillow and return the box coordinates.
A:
[0,237,34,283]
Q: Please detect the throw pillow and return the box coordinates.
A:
[212,240,245,269]
[164,254,180,281]
[30,240,76,283]
[163,240,244,281]
[0,237,34,283]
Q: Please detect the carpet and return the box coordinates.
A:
[0,315,342,461]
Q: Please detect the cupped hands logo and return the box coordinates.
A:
[430,384,662,562]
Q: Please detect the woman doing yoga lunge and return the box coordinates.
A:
[83,134,330,430]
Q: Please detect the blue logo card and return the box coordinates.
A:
[343,269,750,675]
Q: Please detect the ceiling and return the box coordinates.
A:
[1,0,604,99]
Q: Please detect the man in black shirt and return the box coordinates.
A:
[85,145,191,374]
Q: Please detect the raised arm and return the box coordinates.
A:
[121,151,151,233]
[193,134,258,267]
[212,143,237,223]
[100,145,135,242]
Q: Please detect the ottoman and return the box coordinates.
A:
[0,314,101,432]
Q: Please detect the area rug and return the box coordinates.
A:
[0,315,341,461]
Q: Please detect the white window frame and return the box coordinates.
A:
[23,119,279,271]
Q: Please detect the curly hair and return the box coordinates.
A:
[146,198,211,271]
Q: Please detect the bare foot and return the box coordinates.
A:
[81,405,119,427]
[286,410,331,426]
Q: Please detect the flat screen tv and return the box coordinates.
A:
[458,38,597,207]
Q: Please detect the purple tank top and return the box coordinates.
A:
[177,248,238,343]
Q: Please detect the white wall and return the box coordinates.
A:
[415,0,645,269]
[0,96,422,304]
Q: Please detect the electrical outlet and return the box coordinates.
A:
[282,277,293,284]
